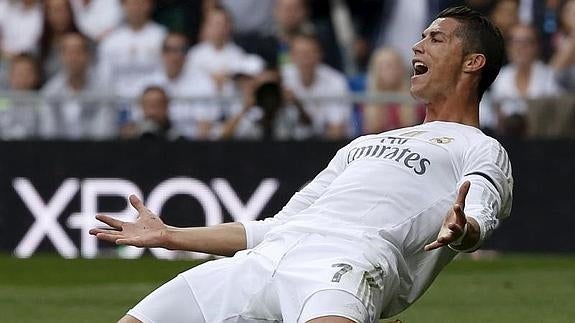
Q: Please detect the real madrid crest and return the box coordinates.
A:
[429,137,454,144]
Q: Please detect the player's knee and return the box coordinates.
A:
[117,314,142,323]
[306,316,357,323]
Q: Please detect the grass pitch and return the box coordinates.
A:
[0,253,574,323]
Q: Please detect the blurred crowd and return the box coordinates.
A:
[0,0,573,141]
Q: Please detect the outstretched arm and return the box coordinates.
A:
[424,181,481,252]
[89,195,247,257]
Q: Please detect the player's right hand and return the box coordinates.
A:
[89,195,168,248]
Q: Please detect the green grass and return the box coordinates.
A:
[0,253,574,323]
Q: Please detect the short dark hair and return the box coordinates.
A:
[291,32,323,52]
[61,32,92,53]
[141,85,169,103]
[11,53,42,89]
[437,6,504,98]
[162,32,190,52]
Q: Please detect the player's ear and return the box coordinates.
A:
[462,53,486,73]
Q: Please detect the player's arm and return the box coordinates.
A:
[90,195,246,257]
[424,181,481,251]
[91,141,354,254]
[426,141,513,252]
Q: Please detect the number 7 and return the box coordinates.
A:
[331,263,353,282]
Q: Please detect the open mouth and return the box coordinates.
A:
[413,61,429,76]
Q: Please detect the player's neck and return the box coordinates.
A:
[422,89,480,127]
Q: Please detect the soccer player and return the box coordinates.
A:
[90,6,513,323]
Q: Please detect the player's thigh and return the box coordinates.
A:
[126,274,206,323]
[117,315,141,323]
[298,289,369,323]
[306,316,357,323]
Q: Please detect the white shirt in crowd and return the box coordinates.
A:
[220,0,276,35]
[281,63,352,137]
[491,61,562,117]
[70,0,123,41]
[241,121,513,318]
[186,42,264,95]
[478,91,497,131]
[0,0,42,54]
[0,97,38,140]
[144,68,221,139]
[39,69,117,139]
[98,22,167,99]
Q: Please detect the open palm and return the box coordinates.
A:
[424,181,470,251]
[89,195,168,248]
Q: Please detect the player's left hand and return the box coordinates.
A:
[424,181,470,251]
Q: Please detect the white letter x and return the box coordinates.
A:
[13,178,79,258]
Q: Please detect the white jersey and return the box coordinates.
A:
[39,69,117,140]
[281,63,352,136]
[186,42,265,78]
[70,0,123,41]
[242,121,513,317]
[491,61,562,117]
[0,1,42,54]
[98,22,167,98]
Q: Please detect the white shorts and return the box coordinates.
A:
[128,232,398,323]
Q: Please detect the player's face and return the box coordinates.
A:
[410,18,465,102]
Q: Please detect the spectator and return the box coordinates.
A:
[70,0,123,42]
[39,0,81,79]
[186,7,265,96]
[363,47,424,134]
[218,69,313,140]
[550,0,575,90]
[0,0,42,58]
[214,0,314,70]
[219,0,278,68]
[491,24,562,135]
[281,33,352,139]
[98,0,167,102]
[273,0,315,67]
[39,33,116,140]
[489,0,520,40]
[0,54,41,139]
[120,86,181,140]
[146,32,219,139]
[517,0,559,60]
